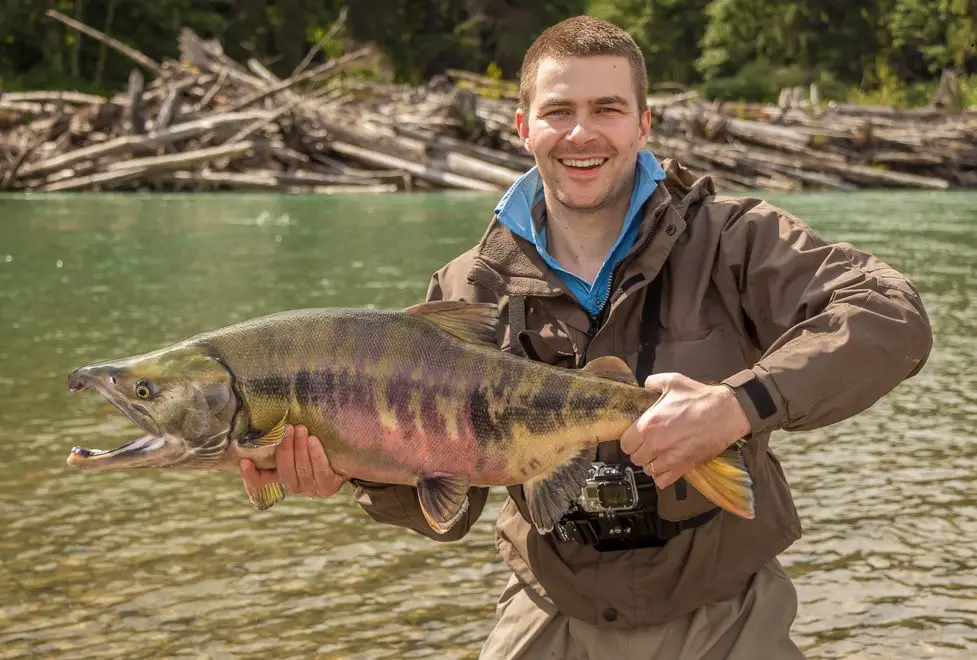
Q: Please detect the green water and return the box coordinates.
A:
[0,190,974,659]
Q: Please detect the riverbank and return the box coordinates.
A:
[2,12,975,194]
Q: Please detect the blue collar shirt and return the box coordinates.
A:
[493,149,667,319]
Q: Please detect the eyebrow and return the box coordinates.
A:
[594,95,630,106]
[537,95,630,110]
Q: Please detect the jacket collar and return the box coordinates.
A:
[468,157,715,302]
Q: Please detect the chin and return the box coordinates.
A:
[556,190,610,210]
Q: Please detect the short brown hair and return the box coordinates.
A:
[518,16,648,113]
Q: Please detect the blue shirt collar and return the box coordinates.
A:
[493,149,667,317]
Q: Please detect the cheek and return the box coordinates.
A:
[526,125,560,154]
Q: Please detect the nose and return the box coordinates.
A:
[566,115,597,144]
[68,368,93,391]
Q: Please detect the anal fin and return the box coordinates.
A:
[417,474,471,534]
[247,482,287,510]
[523,448,594,534]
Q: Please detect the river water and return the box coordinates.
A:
[0,190,974,659]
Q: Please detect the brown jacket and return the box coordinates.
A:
[352,158,933,627]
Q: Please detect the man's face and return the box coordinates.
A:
[516,55,651,212]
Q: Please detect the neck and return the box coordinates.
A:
[542,182,634,284]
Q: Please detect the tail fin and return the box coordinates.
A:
[683,444,755,520]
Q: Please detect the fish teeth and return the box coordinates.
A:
[561,158,607,168]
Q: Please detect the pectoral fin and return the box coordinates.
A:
[246,482,287,510]
[239,412,289,448]
[416,474,471,534]
[523,447,594,534]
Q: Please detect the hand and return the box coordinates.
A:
[619,373,751,489]
[239,424,344,498]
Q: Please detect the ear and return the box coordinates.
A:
[515,109,532,154]
[639,107,651,142]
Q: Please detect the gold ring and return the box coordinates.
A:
[649,460,657,476]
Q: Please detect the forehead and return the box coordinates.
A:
[531,55,636,107]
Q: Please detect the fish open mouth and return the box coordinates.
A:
[67,433,188,469]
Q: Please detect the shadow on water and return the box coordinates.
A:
[0,190,974,659]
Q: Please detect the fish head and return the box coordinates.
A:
[66,344,238,469]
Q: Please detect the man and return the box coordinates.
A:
[240,15,933,659]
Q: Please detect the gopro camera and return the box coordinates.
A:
[575,462,640,514]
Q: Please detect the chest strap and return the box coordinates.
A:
[506,294,528,358]
[635,273,664,383]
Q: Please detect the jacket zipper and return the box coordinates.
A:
[587,212,664,337]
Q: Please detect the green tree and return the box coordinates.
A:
[885,0,976,76]
[587,0,711,86]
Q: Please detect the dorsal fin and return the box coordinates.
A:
[404,300,500,347]
[581,356,638,385]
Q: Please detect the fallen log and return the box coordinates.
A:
[158,169,398,193]
[391,124,534,172]
[435,152,522,188]
[46,9,163,77]
[40,166,151,191]
[0,91,107,105]
[661,105,813,151]
[18,111,270,177]
[103,141,254,172]
[224,46,372,113]
[329,141,501,191]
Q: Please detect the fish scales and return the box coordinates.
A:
[203,308,641,484]
[66,302,758,534]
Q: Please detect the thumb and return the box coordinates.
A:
[643,371,683,394]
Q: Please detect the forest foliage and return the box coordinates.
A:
[1,0,975,106]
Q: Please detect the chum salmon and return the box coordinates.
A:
[66,301,755,534]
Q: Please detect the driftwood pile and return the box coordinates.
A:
[644,95,977,191]
[1,10,976,193]
[0,11,533,194]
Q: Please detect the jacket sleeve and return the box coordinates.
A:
[715,199,933,436]
[350,269,492,542]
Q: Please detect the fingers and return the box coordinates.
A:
[239,457,277,489]
[619,422,642,456]
[653,469,681,490]
[276,424,300,494]
[292,425,319,496]
[307,435,344,497]
[242,424,339,499]
[239,458,259,488]
[623,410,658,467]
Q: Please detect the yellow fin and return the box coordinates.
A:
[416,474,471,534]
[581,356,639,385]
[683,444,756,520]
[246,482,286,510]
[404,300,499,347]
[240,411,288,448]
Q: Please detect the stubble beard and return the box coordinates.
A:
[551,162,633,215]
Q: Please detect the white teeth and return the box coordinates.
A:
[560,158,606,168]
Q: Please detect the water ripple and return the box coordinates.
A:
[1,191,975,659]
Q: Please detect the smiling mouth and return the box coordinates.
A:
[558,157,609,170]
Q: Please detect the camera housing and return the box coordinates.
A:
[576,462,640,514]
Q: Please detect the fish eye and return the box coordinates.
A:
[135,380,152,399]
